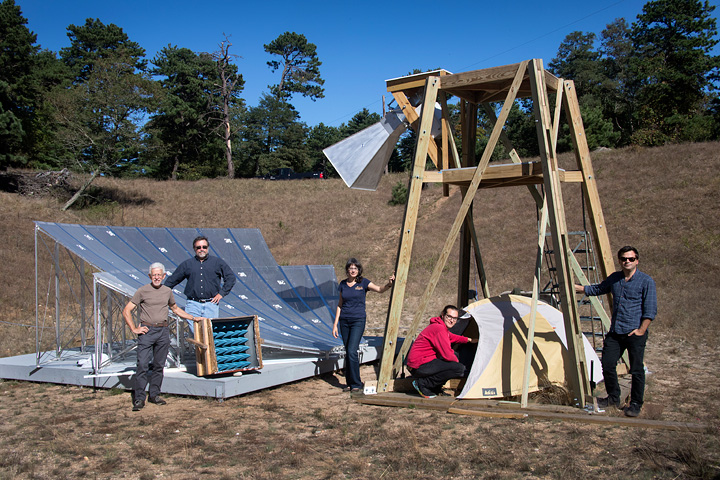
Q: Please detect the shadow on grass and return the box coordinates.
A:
[63,184,154,209]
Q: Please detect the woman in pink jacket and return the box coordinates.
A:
[406,305,477,398]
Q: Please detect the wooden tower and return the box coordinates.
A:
[377,59,615,407]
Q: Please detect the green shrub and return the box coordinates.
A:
[388,181,408,206]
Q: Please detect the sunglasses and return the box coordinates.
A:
[195,245,209,250]
[619,256,637,263]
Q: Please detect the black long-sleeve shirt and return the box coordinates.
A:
[165,255,236,300]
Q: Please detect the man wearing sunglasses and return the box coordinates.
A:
[575,246,657,417]
[165,235,236,333]
[406,305,478,399]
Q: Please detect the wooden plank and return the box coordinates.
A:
[386,69,451,92]
[391,91,440,166]
[481,102,544,207]
[562,80,615,282]
[251,315,264,370]
[448,407,707,432]
[392,61,530,375]
[353,393,707,432]
[440,63,526,91]
[521,197,549,407]
[529,59,590,404]
[482,103,522,164]
[466,209,490,299]
[425,166,582,185]
[186,338,207,350]
[439,92,451,197]
[353,393,456,411]
[378,76,441,393]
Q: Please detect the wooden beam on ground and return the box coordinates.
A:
[447,406,707,432]
[378,77,441,393]
[352,393,707,432]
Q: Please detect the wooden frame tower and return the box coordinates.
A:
[377,59,615,407]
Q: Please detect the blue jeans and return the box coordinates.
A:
[411,358,466,394]
[602,331,648,406]
[184,300,220,334]
[134,326,170,403]
[339,317,365,389]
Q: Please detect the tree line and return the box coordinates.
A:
[1,0,718,199]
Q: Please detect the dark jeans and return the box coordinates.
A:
[134,326,170,403]
[339,317,365,389]
[602,331,648,406]
[412,358,466,394]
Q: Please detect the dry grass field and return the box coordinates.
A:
[0,141,719,479]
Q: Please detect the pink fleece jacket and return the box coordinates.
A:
[406,316,469,369]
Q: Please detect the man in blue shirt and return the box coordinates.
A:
[575,246,657,417]
[165,236,236,333]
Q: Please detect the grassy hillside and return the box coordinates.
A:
[1,141,719,356]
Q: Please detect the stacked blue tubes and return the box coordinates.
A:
[212,321,253,372]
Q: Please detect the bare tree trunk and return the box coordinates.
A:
[62,170,99,211]
[216,38,238,179]
[224,118,234,178]
[171,154,179,181]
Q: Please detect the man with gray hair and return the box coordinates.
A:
[123,262,206,411]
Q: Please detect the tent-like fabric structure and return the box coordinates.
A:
[456,294,603,399]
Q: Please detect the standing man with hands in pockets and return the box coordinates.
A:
[165,235,235,332]
[124,262,206,411]
[575,245,657,417]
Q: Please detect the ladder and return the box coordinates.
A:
[543,230,606,353]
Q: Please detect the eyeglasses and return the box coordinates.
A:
[195,245,209,250]
[444,314,459,320]
[619,256,637,263]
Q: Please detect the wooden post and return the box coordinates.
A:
[521,196,548,407]
[377,76,441,393]
[528,59,590,405]
[563,80,615,282]
[392,61,529,375]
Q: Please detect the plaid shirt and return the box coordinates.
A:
[584,269,657,334]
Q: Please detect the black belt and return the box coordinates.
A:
[188,297,214,303]
[142,322,168,328]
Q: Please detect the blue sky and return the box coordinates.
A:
[15,0,718,127]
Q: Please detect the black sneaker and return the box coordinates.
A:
[148,396,167,406]
[596,396,620,409]
[412,380,436,399]
[625,402,642,417]
[132,400,145,411]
